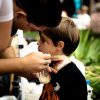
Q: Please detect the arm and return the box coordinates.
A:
[0,35,56,79]
[0,0,13,52]
[0,52,51,74]
[0,21,13,52]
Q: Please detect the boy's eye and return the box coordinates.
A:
[41,38,45,42]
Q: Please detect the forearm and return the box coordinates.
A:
[0,46,16,58]
[0,57,22,74]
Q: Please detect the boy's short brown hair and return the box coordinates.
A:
[43,17,80,56]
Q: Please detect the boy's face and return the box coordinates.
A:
[38,32,57,55]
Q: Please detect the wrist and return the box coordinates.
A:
[14,57,25,74]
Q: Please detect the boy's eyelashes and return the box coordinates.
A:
[39,37,44,42]
[40,36,46,42]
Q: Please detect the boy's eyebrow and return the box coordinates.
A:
[40,33,47,39]
[41,34,45,38]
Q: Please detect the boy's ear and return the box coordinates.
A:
[57,41,64,50]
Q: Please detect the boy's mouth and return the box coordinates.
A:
[38,47,41,51]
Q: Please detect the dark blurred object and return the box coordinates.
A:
[11,75,21,98]
[0,75,10,97]
[82,0,90,7]
[94,0,100,3]
[62,0,75,17]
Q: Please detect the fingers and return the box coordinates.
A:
[47,67,57,73]
[22,52,52,73]
[32,52,51,65]
[42,53,51,60]
[44,59,51,66]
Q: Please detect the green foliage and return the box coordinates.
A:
[72,30,100,99]
[24,31,40,41]
[72,30,100,66]
[85,66,100,100]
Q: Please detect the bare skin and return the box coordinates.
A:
[0,51,51,74]
[0,20,12,52]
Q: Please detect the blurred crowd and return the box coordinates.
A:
[62,0,100,33]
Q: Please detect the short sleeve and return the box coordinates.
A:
[0,0,13,22]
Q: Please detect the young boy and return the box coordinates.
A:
[38,17,87,100]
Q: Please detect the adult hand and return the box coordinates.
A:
[47,67,57,73]
[20,52,51,73]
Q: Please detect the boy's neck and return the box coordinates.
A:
[51,55,68,61]
[50,55,71,71]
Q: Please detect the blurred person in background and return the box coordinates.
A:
[77,5,91,29]
[90,3,100,33]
